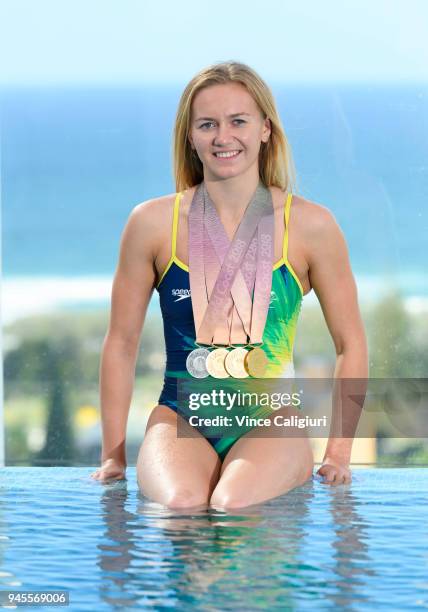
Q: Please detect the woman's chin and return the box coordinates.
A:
[204,161,249,180]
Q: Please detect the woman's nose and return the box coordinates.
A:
[213,123,234,144]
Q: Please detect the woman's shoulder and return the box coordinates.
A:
[271,188,341,265]
[287,192,346,270]
[134,190,177,211]
[131,191,180,225]
[272,185,331,214]
[287,191,337,236]
[120,193,179,257]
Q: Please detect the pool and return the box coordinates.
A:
[0,467,427,610]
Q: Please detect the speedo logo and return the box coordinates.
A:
[171,288,278,303]
[172,288,191,302]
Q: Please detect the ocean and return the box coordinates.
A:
[1,83,427,324]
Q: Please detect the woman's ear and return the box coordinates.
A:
[263,117,272,143]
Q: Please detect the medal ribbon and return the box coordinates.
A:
[188,180,274,346]
[203,183,273,344]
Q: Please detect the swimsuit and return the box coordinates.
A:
[155,187,304,460]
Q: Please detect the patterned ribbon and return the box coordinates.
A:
[188,180,274,346]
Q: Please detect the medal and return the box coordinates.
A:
[224,347,249,378]
[206,347,230,378]
[188,180,275,379]
[186,347,210,378]
[245,345,268,377]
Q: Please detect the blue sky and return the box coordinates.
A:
[1,0,427,85]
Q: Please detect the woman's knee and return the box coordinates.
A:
[137,480,209,508]
[165,487,210,509]
[209,482,254,510]
[210,491,248,510]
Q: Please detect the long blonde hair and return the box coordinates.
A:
[172,61,298,193]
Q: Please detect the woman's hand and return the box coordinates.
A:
[315,456,352,485]
[90,458,127,482]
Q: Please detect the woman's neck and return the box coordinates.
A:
[203,174,261,223]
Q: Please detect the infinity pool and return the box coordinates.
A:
[0,467,427,610]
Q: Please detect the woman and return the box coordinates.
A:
[91,62,368,508]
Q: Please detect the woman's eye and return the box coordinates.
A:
[199,119,246,129]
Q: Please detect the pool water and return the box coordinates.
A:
[0,467,427,611]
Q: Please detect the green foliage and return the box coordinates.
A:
[3,295,428,465]
[367,290,428,377]
[4,309,166,398]
[3,308,166,464]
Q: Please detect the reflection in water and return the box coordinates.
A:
[0,491,22,592]
[97,483,138,608]
[328,487,373,610]
[97,477,373,609]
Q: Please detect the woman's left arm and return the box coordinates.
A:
[304,203,369,485]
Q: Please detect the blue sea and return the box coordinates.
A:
[1,83,427,322]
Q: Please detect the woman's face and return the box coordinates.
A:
[188,82,271,181]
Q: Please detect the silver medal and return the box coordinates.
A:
[186,347,210,378]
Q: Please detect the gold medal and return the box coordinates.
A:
[224,347,249,378]
[206,347,230,378]
[245,346,268,377]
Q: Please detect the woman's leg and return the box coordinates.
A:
[209,407,314,510]
[137,405,221,509]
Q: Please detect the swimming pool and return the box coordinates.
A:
[0,467,427,610]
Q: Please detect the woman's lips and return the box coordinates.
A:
[212,150,242,161]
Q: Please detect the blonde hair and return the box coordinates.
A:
[172,61,298,193]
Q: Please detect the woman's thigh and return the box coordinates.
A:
[210,407,314,509]
[137,404,221,508]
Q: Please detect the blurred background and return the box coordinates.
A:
[1,0,427,466]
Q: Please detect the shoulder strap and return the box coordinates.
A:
[282,192,293,262]
[171,192,182,259]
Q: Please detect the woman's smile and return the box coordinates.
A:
[212,150,243,161]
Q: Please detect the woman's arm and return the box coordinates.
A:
[92,200,159,480]
[304,203,369,484]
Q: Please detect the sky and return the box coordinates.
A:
[0,0,427,85]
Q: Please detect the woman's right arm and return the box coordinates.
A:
[91,200,160,481]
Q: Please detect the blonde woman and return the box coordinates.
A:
[91,61,368,508]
